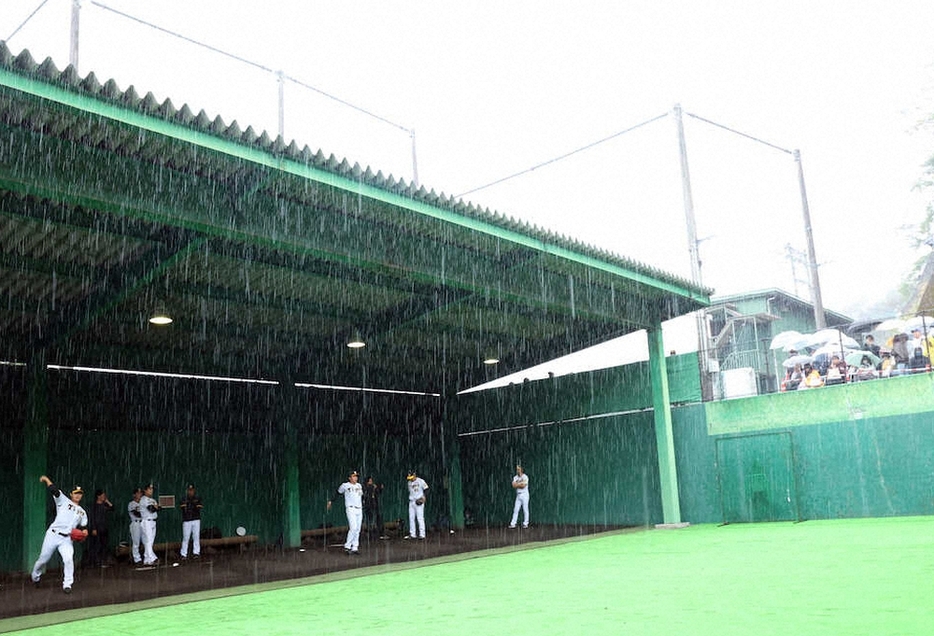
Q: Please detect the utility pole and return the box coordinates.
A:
[410,130,419,187]
[784,243,809,299]
[69,0,81,72]
[674,104,712,399]
[794,149,826,329]
[277,71,286,140]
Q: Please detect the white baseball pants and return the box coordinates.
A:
[31,529,76,589]
[344,507,362,551]
[511,492,530,527]
[129,520,142,563]
[141,519,158,564]
[181,519,201,557]
[408,500,426,538]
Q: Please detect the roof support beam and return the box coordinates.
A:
[0,69,708,305]
[49,237,207,349]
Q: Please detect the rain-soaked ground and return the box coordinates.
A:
[0,523,629,620]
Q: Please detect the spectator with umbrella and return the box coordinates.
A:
[846,351,881,381]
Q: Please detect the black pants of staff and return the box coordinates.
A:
[85,530,109,567]
[364,506,384,537]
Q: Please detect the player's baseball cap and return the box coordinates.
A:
[406,470,416,481]
[349,470,358,477]
[71,485,84,495]
[187,483,195,489]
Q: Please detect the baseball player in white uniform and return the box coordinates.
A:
[127,487,143,565]
[139,483,160,566]
[31,475,88,593]
[509,465,530,529]
[328,470,364,554]
[405,470,429,540]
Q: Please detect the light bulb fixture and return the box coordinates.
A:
[346,333,366,349]
[148,311,173,326]
[483,357,499,365]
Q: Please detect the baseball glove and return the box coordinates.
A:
[415,497,425,505]
[69,528,88,542]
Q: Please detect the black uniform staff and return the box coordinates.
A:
[363,477,385,538]
[86,489,114,567]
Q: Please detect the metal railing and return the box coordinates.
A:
[720,349,766,373]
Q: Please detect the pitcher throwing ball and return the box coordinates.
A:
[31,476,88,593]
[508,465,530,529]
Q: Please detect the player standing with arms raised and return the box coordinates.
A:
[508,465,530,529]
[327,470,363,555]
[139,483,160,566]
[405,470,429,540]
[30,475,88,593]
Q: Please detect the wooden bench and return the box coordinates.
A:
[301,520,402,540]
[115,534,258,558]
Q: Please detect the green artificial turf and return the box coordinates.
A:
[4,517,933,635]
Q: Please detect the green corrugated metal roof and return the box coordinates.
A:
[0,42,710,393]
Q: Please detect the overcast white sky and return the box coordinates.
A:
[4,1,934,383]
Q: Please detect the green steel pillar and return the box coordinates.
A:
[278,383,302,549]
[22,356,49,571]
[440,395,465,530]
[447,436,465,530]
[647,324,682,524]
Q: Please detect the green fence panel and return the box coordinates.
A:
[716,432,799,523]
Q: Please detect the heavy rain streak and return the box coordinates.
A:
[2,3,934,632]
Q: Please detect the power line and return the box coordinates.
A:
[5,0,52,42]
[89,1,411,133]
[91,1,274,73]
[455,112,670,198]
[684,111,793,155]
[285,74,410,133]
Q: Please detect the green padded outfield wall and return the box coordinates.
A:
[451,354,703,527]
[0,366,26,572]
[705,373,934,523]
[295,390,445,534]
[716,432,799,523]
[458,411,663,527]
[670,403,721,523]
[8,355,934,572]
[2,369,445,573]
[791,412,934,519]
[452,358,934,528]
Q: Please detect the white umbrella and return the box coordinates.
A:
[904,316,934,333]
[811,343,856,358]
[806,328,859,349]
[874,318,906,332]
[769,330,807,351]
[782,354,813,368]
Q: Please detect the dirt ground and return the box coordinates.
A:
[0,523,627,620]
